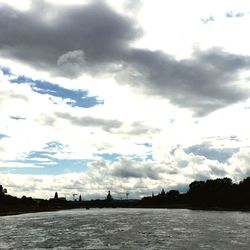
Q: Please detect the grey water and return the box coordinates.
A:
[0,208,250,249]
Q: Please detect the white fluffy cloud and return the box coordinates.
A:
[1,0,250,199]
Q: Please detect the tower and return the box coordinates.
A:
[106,190,112,201]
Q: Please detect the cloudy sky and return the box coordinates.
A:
[1,0,250,200]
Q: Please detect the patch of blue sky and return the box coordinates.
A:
[28,150,57,159]
[44,141,66,151]
[137,143,152,148]
[0,159,89,175]
[97,152,153,162]
[25,148,90,174]
[96,153,122,162]
[23,142,67,160]
[10,75,103,108]
[135,143,153,160]
[50,159,88,174]
[0,66,12,76]
[145,154,153,161]
[0,133,9,140]
[130,154,149,162]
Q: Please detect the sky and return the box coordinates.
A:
[1,0,250,200]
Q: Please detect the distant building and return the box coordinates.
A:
[50,192,66,202]
[160,189,165,196]
[57,197,66,201]
[106,190,113,201]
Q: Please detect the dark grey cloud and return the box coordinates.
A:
[190,164,228,181]
[55,112,122,132]
[0,0,141,76]
[111,158,161,180]
[184,143,238,163]
[129,121,161,135]
[1,1,250,116]
[235,12,245,18]
[209,165,228,176]
[226,11,245,18]
[121,48,250,116]
[115,121,161,136]
[36,114,57,127]
[226,12,234,18]
[10,116,26,121]
[201,16,215,24]
[0,91,29,105]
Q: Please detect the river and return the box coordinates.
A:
[0,208,249,249]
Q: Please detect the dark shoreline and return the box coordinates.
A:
[0,207,72,217]
[2,176,250,216]
[1,205,250,217]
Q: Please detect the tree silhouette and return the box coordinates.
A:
[238,177,250,205]
[187,178,235,207]
[0,185,7,195]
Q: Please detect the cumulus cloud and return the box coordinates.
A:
[227,148,250,180]
[1,1,250,115]
[55,111,123,132]
[110,158,162,180]
[155,145,231,181]
[0,144,248,199]
[184,143,238,163]
[113,121,161,136]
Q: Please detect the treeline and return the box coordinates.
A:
[141,177,250,209]
[0,185,83,216]
[1,177,250,215]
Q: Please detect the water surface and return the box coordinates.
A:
[0,208,249,249]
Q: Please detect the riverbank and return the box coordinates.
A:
[2,176,250,216]
[0,208,62,217]
[1,204,250,217]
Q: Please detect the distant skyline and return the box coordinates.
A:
[1,0,250,199]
